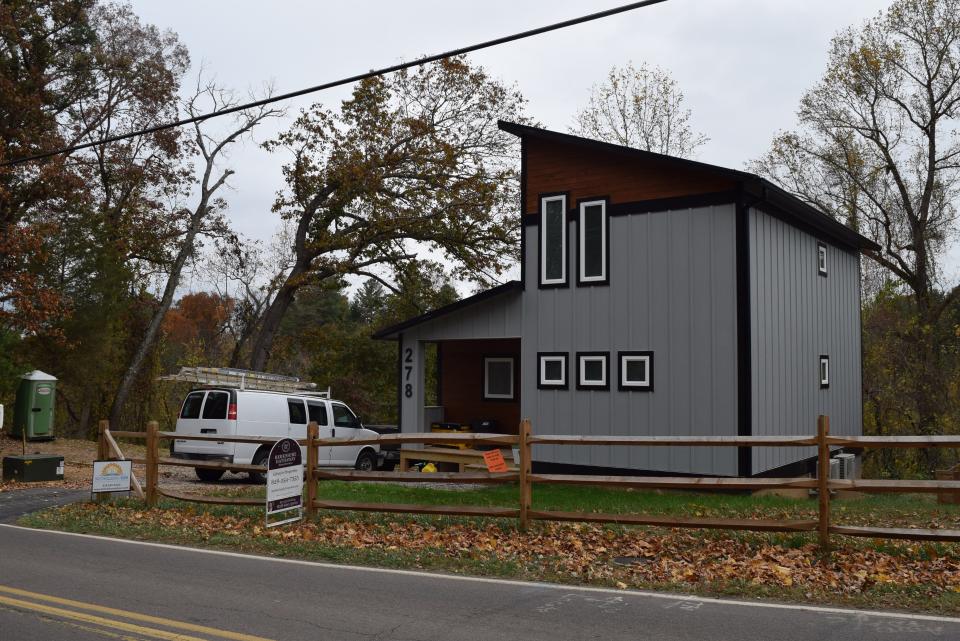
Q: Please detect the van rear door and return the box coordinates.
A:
[174,390,235,457]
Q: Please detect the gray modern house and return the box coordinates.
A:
[373,121,878,476]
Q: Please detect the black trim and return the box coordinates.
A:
[396,335,403,430]
[735,192,752,477]
[536,352,569,390]
[575,196,610,286]
[522,191,739,225]
[819,355,830,389]
[520,139,527,285]
[499,120,878,252]
[817,240,828,277]
[617,351,654,392]
[575,351,610,391]
[481,355,518,402]
[372,280,522,339]
[538,192,570,289]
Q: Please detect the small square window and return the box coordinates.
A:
[618,351,654,391]
[537,352,568,389]
[819,355,830,389]
[576,352,609,390]
[817,242,828,277]
[484,357,515,400]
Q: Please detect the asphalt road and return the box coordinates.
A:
[0,487,89,523]
[0,524,958,641]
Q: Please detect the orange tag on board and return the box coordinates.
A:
[483,449,508,473]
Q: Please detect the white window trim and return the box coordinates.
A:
[539,355,566,387]
[578,199,607,283]
[819,355,830,389]
[578,354,608,388]
[620,354,651,388]
[540,195,568,285]
[484,357,515,400]
[817,242,828,276]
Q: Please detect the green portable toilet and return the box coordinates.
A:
[12,371,57,441]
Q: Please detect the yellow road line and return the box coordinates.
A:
[0,585,275,641]
[0,594,210,641]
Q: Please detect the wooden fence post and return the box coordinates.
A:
[519,419,532,530]
[145,421,159,508]
[96,421,109,503]
[817,415,831,552]
[306,421,318,519]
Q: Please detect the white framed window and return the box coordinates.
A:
[540,194,567,286]
[819,355,830,389]
[483,357,515,400]
[578,199,608,284]
[537,352,568,389]
[618,351,654,391]
[817,241,828,277]
[576,352,609,390]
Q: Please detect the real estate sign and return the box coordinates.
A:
[92,460,132,493]
[266,438,303,527]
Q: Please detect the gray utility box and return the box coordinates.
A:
[2,455,64,482]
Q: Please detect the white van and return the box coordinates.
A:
[170,388,382,482]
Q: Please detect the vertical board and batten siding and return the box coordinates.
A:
[522,204,739,476]
[398,292,522,433]
[749,208,862,473]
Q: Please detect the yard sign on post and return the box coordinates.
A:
[91,460,133,499]
[266,438,303,528]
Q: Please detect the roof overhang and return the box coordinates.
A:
[372,280,523,340]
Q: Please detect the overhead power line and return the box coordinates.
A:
[3,0,670,167]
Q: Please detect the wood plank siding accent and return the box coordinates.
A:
[749,208,863,473]
[437,339,521,434]
[523,138,736,215]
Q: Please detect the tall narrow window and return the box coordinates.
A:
[540,195,567,286]
[817,241,828,277]
[578,199,608,284]
[819,355,830,389]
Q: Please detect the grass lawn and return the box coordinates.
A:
[20,482,960,614]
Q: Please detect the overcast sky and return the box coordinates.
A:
[128,0,959,290]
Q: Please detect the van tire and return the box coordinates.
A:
[248,449,269,484]
[195,468,225,482]
[355,450,377,472]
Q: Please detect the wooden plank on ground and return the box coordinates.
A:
[313,500,519,518]
[528,435,817,447]
[529,510,818,532]
[830,525,960,542]
[157,488,262,506]
[313,469,518,483]
[108,430,147,439]
[828,479,960,493]
[530,474,818,491]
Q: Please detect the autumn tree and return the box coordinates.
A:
[571,62,708,156]
[750,0,960,446]
[0,0,95,335]
[246,56,527,370]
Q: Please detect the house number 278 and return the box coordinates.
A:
[404,348,413,398]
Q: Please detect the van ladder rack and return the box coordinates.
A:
[158,367,330,397]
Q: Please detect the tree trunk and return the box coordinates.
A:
[247,268,305,371]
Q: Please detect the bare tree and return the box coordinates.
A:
[750,0,960,438]
[571,62,708,157]
[109,83,282,427]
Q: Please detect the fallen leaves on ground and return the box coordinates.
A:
[58,502,960,601]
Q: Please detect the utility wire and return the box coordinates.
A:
[3,0,670,167]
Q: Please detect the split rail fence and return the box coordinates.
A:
[99,416,960,550]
